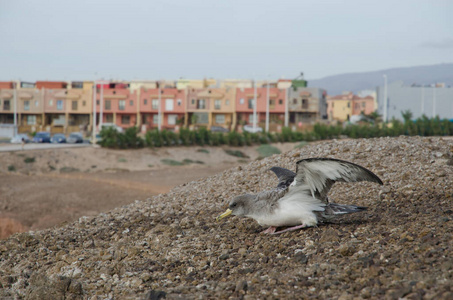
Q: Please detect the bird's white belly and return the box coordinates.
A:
[252,199,322,227]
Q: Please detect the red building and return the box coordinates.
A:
[235,87,286,130]
[139,88,186,131]
[96,83,138,130]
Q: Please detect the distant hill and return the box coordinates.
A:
[307,63,453,95]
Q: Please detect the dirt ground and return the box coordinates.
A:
[0,143,298,239]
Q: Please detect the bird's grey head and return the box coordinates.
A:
[216,194,256,221]
[229,194,256,216]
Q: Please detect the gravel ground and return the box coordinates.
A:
[1,136,452,300]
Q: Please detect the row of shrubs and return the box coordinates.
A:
[98,114,453,149]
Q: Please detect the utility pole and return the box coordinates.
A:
[13,81,17,136]
[100,82,104,129]
[421,86,424,116]
[158,80,162,131]
[265,77,270,132]
[383,74,388,122]
[92,81,97,144]
[432,85,436,118]
[284,86,289,127]
[253,79,257,132]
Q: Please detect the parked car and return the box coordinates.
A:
[101,123,123,133]
[210,126,229,133]
[51,133,66,143]
[67,132,84,143]
[243,124,263,133]
[32,132,51,143]
[10,134,31,144]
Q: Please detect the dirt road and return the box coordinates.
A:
[0,143,298,238]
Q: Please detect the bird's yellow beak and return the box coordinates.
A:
[216,209,232,221]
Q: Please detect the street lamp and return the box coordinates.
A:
[383,74,388,123]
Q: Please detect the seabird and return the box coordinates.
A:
[217,158,383,234]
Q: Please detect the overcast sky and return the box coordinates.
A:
[1,0,452,82]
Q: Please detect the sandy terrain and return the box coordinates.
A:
[0,143,298,239]
[0,136,452,299]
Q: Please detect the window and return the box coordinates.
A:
[196,99,206,109]
[191,99,195,105]
[248,114,257,124]
[24,100,30,111]
[347,102,350,108]
[270,99,275,106]
[144,99,148,105]
[96,100,100,105]
[83,101,86,106]
[118,100,125,110]
[225,100,230,106]
[129,100,133,106]
[153,114,160,124]
[106,114,113,123]
[168,114,177,125]
[165,99,174,111]
[214,100,221,110]
[72,101,78,110]
[49,100,53,106]
[27,115,36,125]
[279,99,283,105]
[4,100,10,110]
[121,115,130,124]
[248,99,254,109]
[105,100,111,110]
[57,100,63,110]
[239,98,244,105]
[215,114,225,124]
[152,99,159,110]
[362,102,366,108]
[302,99,308,109]
[35,100,39,107]
[293,99,297,104]
[177,99,182,106]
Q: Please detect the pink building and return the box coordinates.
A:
[140,88,186,131]
[235,87,286,130]
[96,83,138,129]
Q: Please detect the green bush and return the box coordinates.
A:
[98,113,453,150]
[24,157,35,163]
[256,144,281,158]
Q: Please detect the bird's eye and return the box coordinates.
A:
[231,203,237,208]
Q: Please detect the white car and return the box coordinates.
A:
[10,134,30,144]
[101,123,123,133]
[243,124,263,133]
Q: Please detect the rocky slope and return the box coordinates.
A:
[1,136,452,299]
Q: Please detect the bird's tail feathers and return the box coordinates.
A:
[328,203,367,215]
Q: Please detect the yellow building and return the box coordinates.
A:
[326,94,352,121]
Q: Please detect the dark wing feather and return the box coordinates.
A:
[269,166,296,189]
[294,158,383,203]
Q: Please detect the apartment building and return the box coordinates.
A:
[235,87,287,131]
[326,92,374,122]
[140,87,186,131]
[186,87,236,130]
[96,83,138,130]
[288,87,327,125]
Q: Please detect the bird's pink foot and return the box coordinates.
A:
[271,224,307,235]
[261,226,277,234]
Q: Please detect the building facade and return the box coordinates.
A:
[288,87,327,125]
[376,81,453,121]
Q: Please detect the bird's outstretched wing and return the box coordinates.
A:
[269,166,296,189]
[293,158,383,202]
